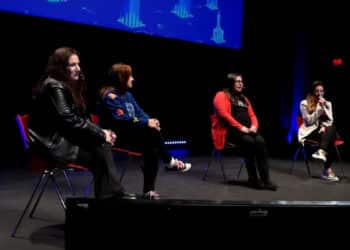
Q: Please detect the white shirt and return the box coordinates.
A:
[298,99,333,143]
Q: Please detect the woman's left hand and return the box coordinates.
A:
[249,126,258,134]
[318,126,326,134]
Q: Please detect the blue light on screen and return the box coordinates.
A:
[0,0,243,49]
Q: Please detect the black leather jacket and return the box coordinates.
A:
[28,77,105,163]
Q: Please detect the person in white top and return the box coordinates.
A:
[298,80,339,181]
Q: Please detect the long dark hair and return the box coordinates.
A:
[40,47,87,111]
[224,72,247,105]
[306,80,324,114]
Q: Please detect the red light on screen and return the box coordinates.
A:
[332,58,343,66]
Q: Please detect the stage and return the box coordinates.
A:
[1,156,350,249]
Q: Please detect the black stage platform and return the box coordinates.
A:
[65,197,350,248]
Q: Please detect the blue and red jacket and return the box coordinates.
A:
[101,88,150,127]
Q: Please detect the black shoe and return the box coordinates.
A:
[97,192,137,200]
[262,181,278,191]
[114,192,137,200]
[247,179,264,189]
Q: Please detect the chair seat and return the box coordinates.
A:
[304,139,320,145]
[66,163,89,171]
[112,147,143,157]
[335,139,344,146]
[304,138,344,147]
[225,142,239,149]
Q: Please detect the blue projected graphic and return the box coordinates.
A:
[206,0,219,10]
[211,12,225,44]
[118,0,145,28]
[172,0,193,18]
[0,0,243,49]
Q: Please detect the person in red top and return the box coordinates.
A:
[211,73,278,191]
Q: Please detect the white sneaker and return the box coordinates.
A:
[143,190,160,200]
[321,170,339,182]
[165,157,191,172]
[312,149,327,162]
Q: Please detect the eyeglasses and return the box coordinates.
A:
[314,90,324,94]
[235,80,243,83]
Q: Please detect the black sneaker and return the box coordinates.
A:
[262,181,278,191]
[247,179,264,189]
[115,192,137,200]
[98,192,137,200]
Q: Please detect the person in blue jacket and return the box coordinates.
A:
[98,63,191,200]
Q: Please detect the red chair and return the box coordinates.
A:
[12,114,91,237]
[202,115,245,181]
[90,114,143,182]
[290,116,345,177]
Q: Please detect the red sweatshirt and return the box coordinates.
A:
[211,91,258,150]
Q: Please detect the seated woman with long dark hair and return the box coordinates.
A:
[298,80,339,181]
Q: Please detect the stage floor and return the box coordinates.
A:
[1,156,350,249]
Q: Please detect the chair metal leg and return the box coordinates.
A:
[203,149,227,181]
[202,149,216,180]
[63,169,94,197]
[302,147,312,177]
[119,157,142,182]
[290,145,302,174]
[84,178,94,197]
[119,164,127,182]
[291,144,314,177]
[236,159,245,179]
[114,154,141,183]
[49,173,67,210]
[29,170,52,218]
[62,169,75,196]
[11,170,48,237]
[304,159,312,177]
[335,146,345,179]
[204,149,243,181]
[217,151,227,181]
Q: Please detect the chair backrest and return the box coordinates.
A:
[90,113,99,125]
[210,114,239,151]
[296,116,303,128]
[15,114,29,150]
[16,114,89,171]
[16,114,51,171]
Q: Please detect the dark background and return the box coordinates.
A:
[2,1,350,165]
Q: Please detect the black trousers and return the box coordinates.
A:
[305,125,337,169]
[75,143,124,199]
[113,122,172,193]
[227,129,271,183]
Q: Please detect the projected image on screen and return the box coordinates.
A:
[0,0,243,49]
